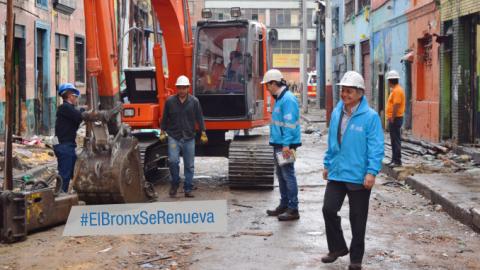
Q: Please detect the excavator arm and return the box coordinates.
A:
[72,0,194,204]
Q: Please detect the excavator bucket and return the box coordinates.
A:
[73,123,156,204]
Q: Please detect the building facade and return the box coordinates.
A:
[440,0,480,144]
[327,0,444,143]
[0,0,85,136]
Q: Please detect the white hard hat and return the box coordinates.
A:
[386,70,400,80]
[337,71,365,90]
[175,75,190,86]
[261,69,284,84]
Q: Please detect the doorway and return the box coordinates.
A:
[11,25,26,135]
[35,22,51,135]
[361,40,371,103]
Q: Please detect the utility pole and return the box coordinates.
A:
[315,1,326,109]
[325,0,333,125]
[300,0,308,113]
[3,0,14,190]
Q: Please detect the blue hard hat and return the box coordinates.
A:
[58,83,80,96]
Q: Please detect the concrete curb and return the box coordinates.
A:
[381,162,480,232]
[404,175,479,232]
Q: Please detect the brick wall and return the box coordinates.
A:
[441,0,480,21]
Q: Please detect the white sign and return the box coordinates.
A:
[63,200,228,236]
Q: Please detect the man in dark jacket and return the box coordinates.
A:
[54,83,84,192]
[160,75,207,198]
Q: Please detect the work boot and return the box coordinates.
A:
[169,184,178,197]
[348,263,362,270]
[266,205,287,216]
[184,192,195,198]
[321,249,349,263]
[277,208,300,221]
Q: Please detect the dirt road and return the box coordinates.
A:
[1,123,479,270]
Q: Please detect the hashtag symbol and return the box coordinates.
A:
[80,213,88,226]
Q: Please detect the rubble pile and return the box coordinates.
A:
[0,136,56,185]
[385,135,479,178]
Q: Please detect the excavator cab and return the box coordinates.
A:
[193,20,268,122]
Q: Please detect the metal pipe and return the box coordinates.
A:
[182,0,191,44]
[300,0,308,113]
[3,0,14,191]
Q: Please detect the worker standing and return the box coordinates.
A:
[263,69,302,221]
[385,70,406,167]
[54,83,84,193]
[321,71,384,270]
[160,75,207,198]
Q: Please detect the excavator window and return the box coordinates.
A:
[194,25,248,118]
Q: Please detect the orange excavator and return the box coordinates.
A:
[73,0,275,204]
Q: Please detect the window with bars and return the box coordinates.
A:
[53,0,76,14]
[270,9,292,27]
[36,0,48,9]
[272,41,300,54]
[74,37,85,83]
[242,9,266,23]
[333,7,339,36]
[345,0,354,20]
[358,0,370,11]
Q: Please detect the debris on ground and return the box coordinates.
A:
[384,134,479,180]
[233,230,274,237]
[97,246,113,253]
[232,203,253,208]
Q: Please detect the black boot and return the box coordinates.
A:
[321,249,349,263]
[348,263,362,270]
[277,208,300,221]
[266,206,287,216]
[169,184,178,197]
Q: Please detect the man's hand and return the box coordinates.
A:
[159,131,167,143]
[200,131,208,144]
[322,169,328,181]
[363,174,376,189]
[282,146,292,159]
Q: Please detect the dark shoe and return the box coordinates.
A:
[266,206,287,216]
[277,208,300,221]
[169,185,178,197]
[320,249,349,263]
[388,161,402,167]
[184,192,195,198]
[348,263,362,270]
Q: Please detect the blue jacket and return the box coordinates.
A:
[324,96,384,184]
[269,87,301,148]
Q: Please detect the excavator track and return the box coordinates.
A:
[134,132,170,183]
[228,135,274,189]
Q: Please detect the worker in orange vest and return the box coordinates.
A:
[385,70,406,167]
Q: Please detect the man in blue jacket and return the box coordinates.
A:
[321,71,384,270]
[262,69,302,221]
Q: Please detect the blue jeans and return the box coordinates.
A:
[168,137,195,192]
[53,143,77,192]
[273,146,299,209]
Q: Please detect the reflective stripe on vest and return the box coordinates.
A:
[271,120,300,129]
